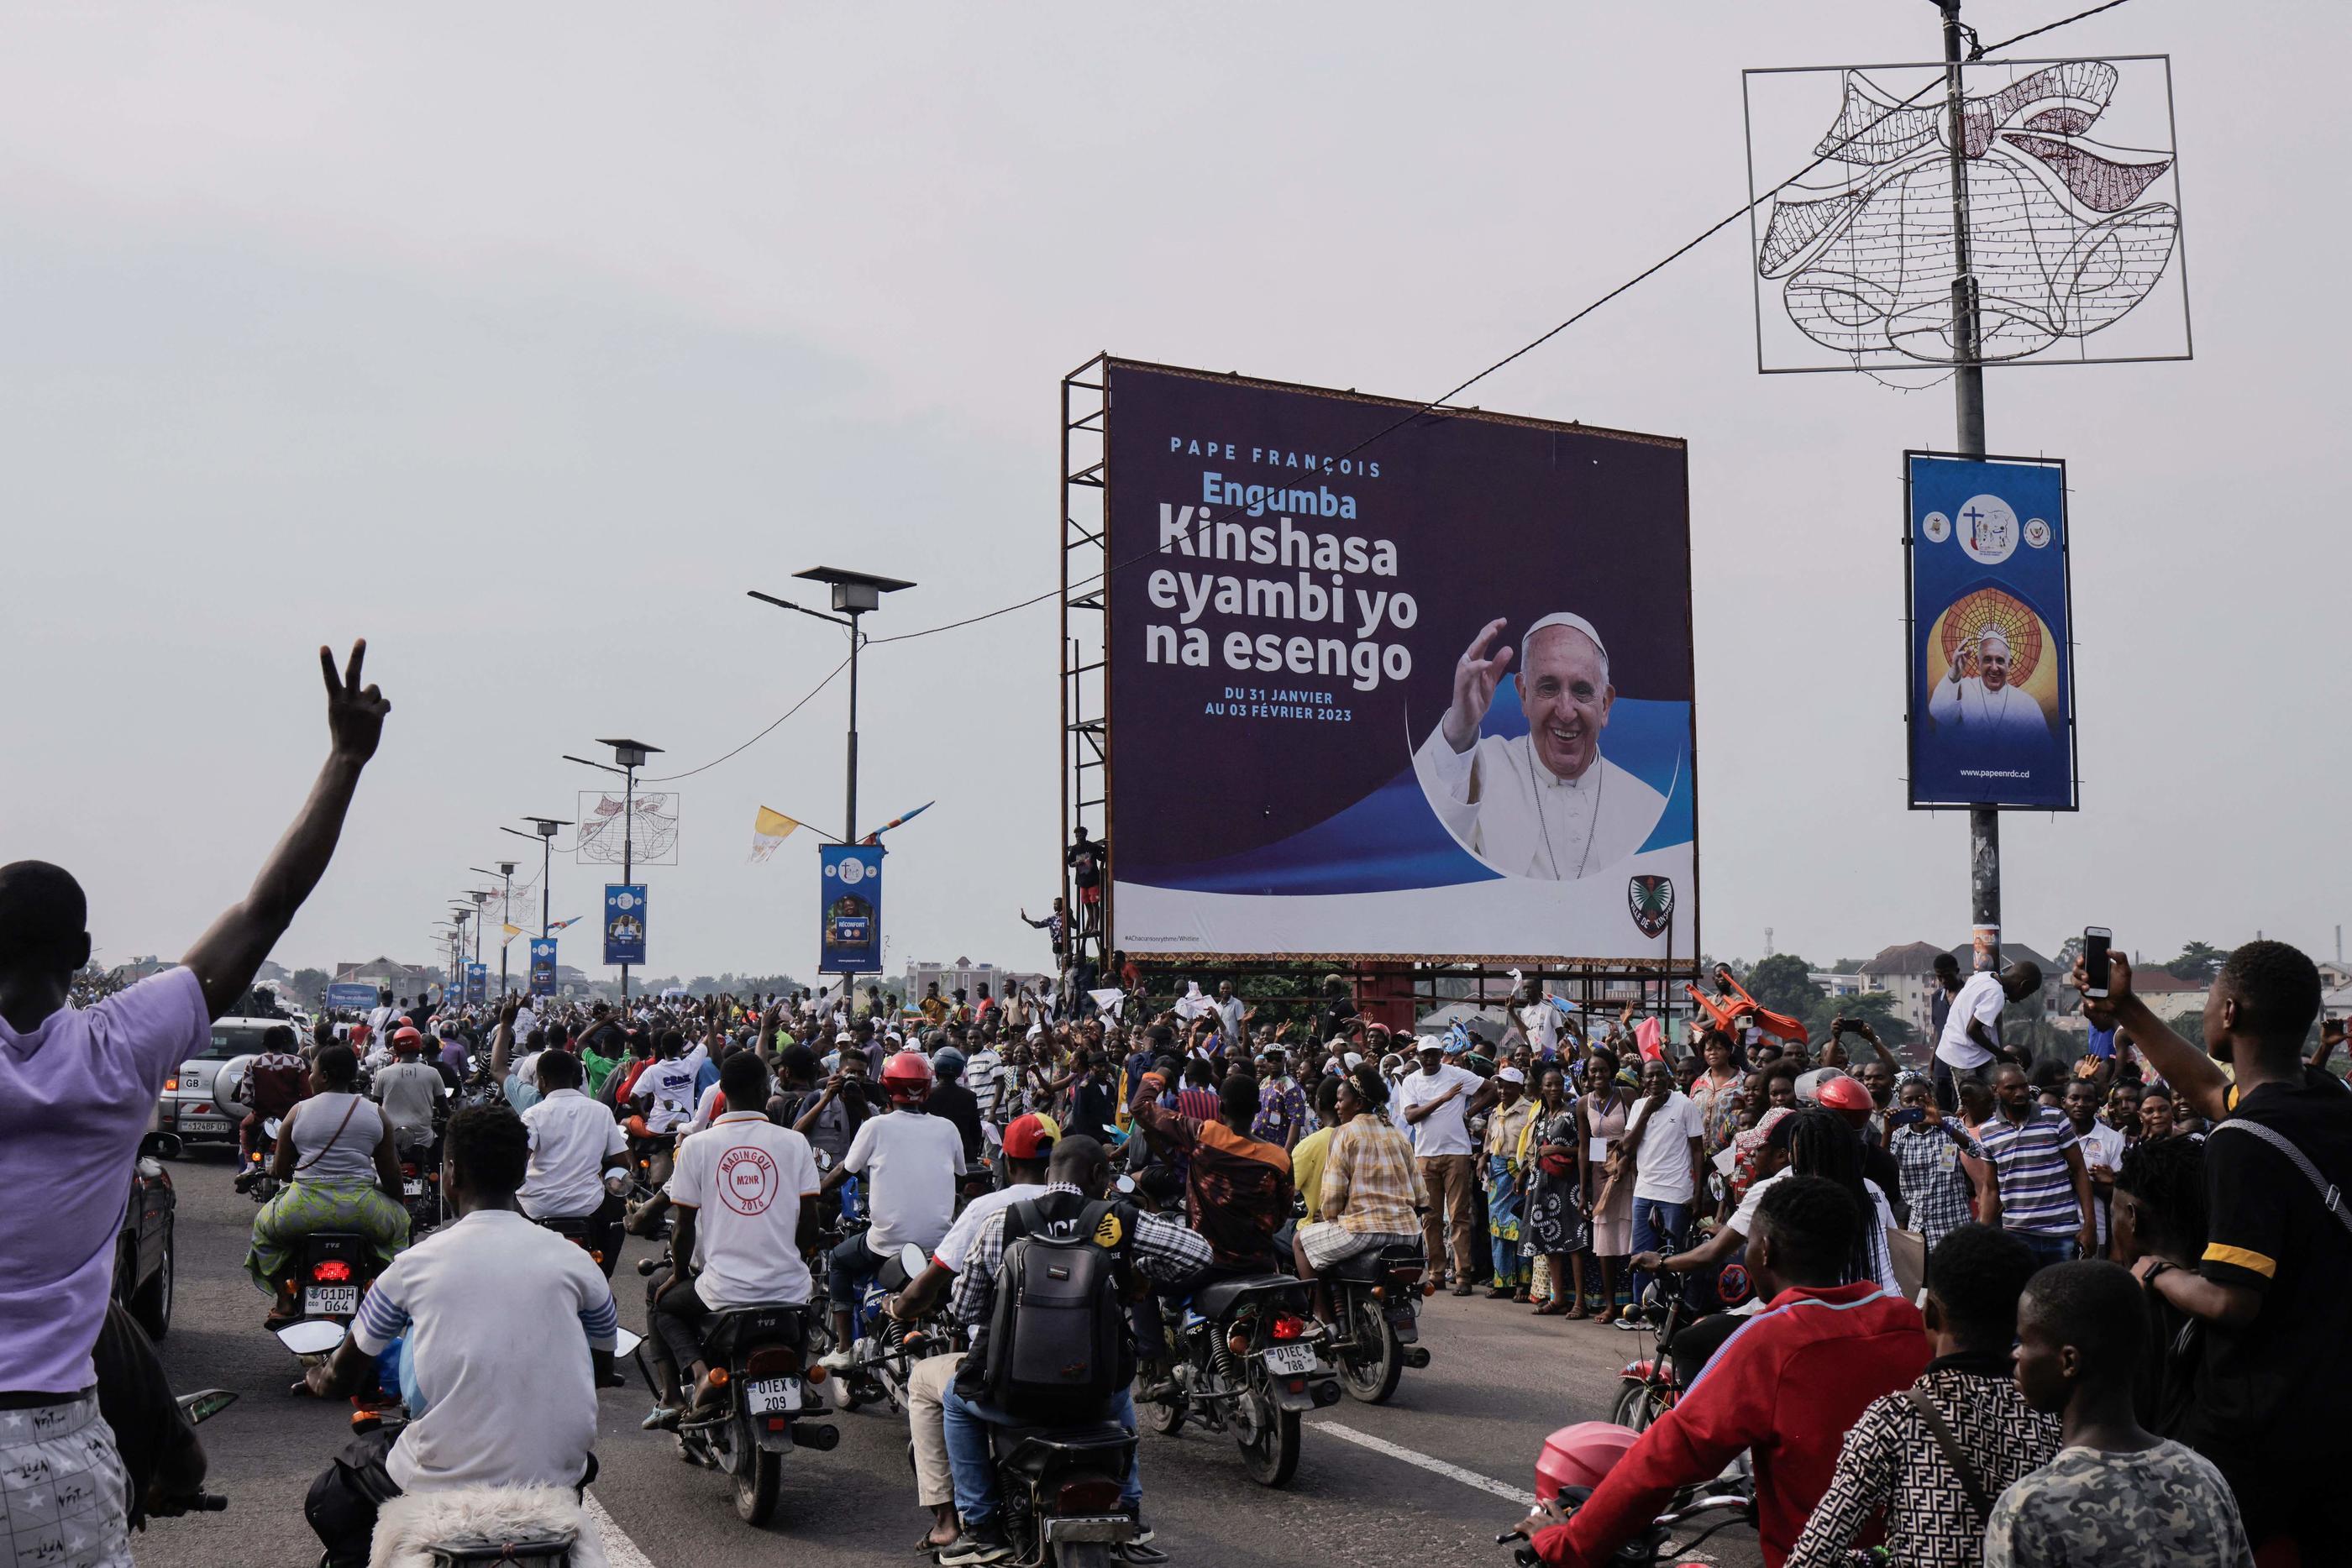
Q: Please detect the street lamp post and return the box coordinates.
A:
[749,567,913,999]
[501,816,573,941]
[448,907,472,993]
[566,742,662,1007]
[471,865,517,996]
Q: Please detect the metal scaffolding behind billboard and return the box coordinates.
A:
[1061,355,1112,961]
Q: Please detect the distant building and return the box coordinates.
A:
[899,957,1051,1010]
[1856,941,1953,1039]
[1809,970,1872,999]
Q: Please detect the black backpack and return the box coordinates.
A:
[980,1196,1136,1420]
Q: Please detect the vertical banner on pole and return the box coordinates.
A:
[528,940,558,997]
[464,963,488,1004]
[603,884,648,967]
[819,846,884,974]
[1905,453,2076,811]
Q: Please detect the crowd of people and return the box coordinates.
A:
[6,647,2351,1568]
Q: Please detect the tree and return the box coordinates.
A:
[1743,953,1824,1020]
[2166,941,2227,984]
[291,968,330,1005]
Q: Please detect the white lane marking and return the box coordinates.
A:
[1310,1419,1532,1506]
[585,1492,658,1568]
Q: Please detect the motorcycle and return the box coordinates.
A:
[985,1416,1142,1568]
[1310,1240,1434,1404]
[1609,1265,1753,1433]
[660,1297,838,1525]
[1495,1419,1754,1568]
[395,1130,444,1240]
[271,1230,379,1329]
[837,1241,955,1417]
[238,1115,284,1204]
[1131,1271,1341,1487]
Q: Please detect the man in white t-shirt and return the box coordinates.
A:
[817,1051,963,1371]
[1624,1057,1706,1318]
[302,1104,619,1566]
[647,1051,822,1417]
[1397,1036,1502,1294]
[517,1051,627,1275]
[1933,960,2043,1111]
[2065,1078,2129,1249]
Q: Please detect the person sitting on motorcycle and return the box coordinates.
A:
[939,1134,1212,1565]
[1125,1067,1294,1379]
[298,1104,620,1568]
[627,1029,702,1183]
[818,1051,964,1373]
[887,1111,1059,1554]
[370,1025,446,1163]
[517,1048,628,1278]
[1292,1063,1425,1324]
[643,1051,822,1424]
[243,1043,409,1323]
[1519,1177,1927,1568]
[234,1023,312,1191]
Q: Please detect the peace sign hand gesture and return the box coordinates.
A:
[1441,618,1513,753]
[321,640,391,765]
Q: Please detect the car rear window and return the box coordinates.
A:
[202,1025,279,1060]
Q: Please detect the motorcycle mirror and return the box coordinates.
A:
[139,1131,183,1162]
[1114,1174,1136,1195]
[812,1149,832,1173]
[176,1389,239,1425]
[612,1327,643,1358]
[899,1242,929,1279]
[273,1320,345,1357]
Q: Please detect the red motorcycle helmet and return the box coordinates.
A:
[880,1049,934,1106]
[1814,1072,1875,1114]
[391,1026,423,1052]
[1536,1421,1640,1503]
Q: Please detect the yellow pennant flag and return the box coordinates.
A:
[751,806,800,863]
[501,923,522,947]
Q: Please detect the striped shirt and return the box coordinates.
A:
[1320,1114,1426,1237]
[1975,1105,2082,1237]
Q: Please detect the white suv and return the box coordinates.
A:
[156,1015,297,1148]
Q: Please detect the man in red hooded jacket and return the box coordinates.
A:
[1530,1176,1927,1567]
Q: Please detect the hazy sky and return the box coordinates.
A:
[6,2,2344,985]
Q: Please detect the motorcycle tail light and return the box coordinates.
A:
[1056,1478,1122,1515]
[706,1366,729,1387]
[765,1416,787,1432]
[745,1346,801,1379]
[1388,1264,1425,1282]
[806,1363,829,1386]
[311,1260,353,1283]
[1270,1313,1309,1342]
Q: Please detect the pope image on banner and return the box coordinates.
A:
[603,884,648,966]
[528,939,558,997]
[1906,453,2075,810]
[819,845,884,974]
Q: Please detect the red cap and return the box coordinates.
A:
[1000,1112,1061,1161]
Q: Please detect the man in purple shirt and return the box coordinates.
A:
[0,641,388,1568]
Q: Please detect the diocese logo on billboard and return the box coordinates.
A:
[1100,359,1696,962]
[603,884,648,966]
[819,845,885,974]
[1906,453,2076,810]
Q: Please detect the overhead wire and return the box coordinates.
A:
[651,0,2138,770]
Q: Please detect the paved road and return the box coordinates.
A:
[139,1148,1761,1567]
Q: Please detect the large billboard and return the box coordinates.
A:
[1905,453,2076,810]
[819,845,885,974]
[1101,359,1695,962]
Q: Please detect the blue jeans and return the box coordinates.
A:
[941,1382,1142,1528]
[827,1231,880,1309]
[1629,1197,1689,1311]
[2013,1231,2079,1270]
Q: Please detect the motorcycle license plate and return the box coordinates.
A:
[745,1377,801,1415]
[402,1179,423,1196]
[304,1286,359,1317]
[1261,1343,1317,1377]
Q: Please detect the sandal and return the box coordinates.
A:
[1564,1303,1592,1321]
[1596,1305,1618,1325]
[1513,1288,1532,1304]
[1531,1300,1568,1317]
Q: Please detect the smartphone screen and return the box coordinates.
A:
[2083,927,2113,997]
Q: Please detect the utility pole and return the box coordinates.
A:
[1941,0,1998,973]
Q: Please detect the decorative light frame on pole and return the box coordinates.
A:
[565,742,663,1006]
[748,566,915,994]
